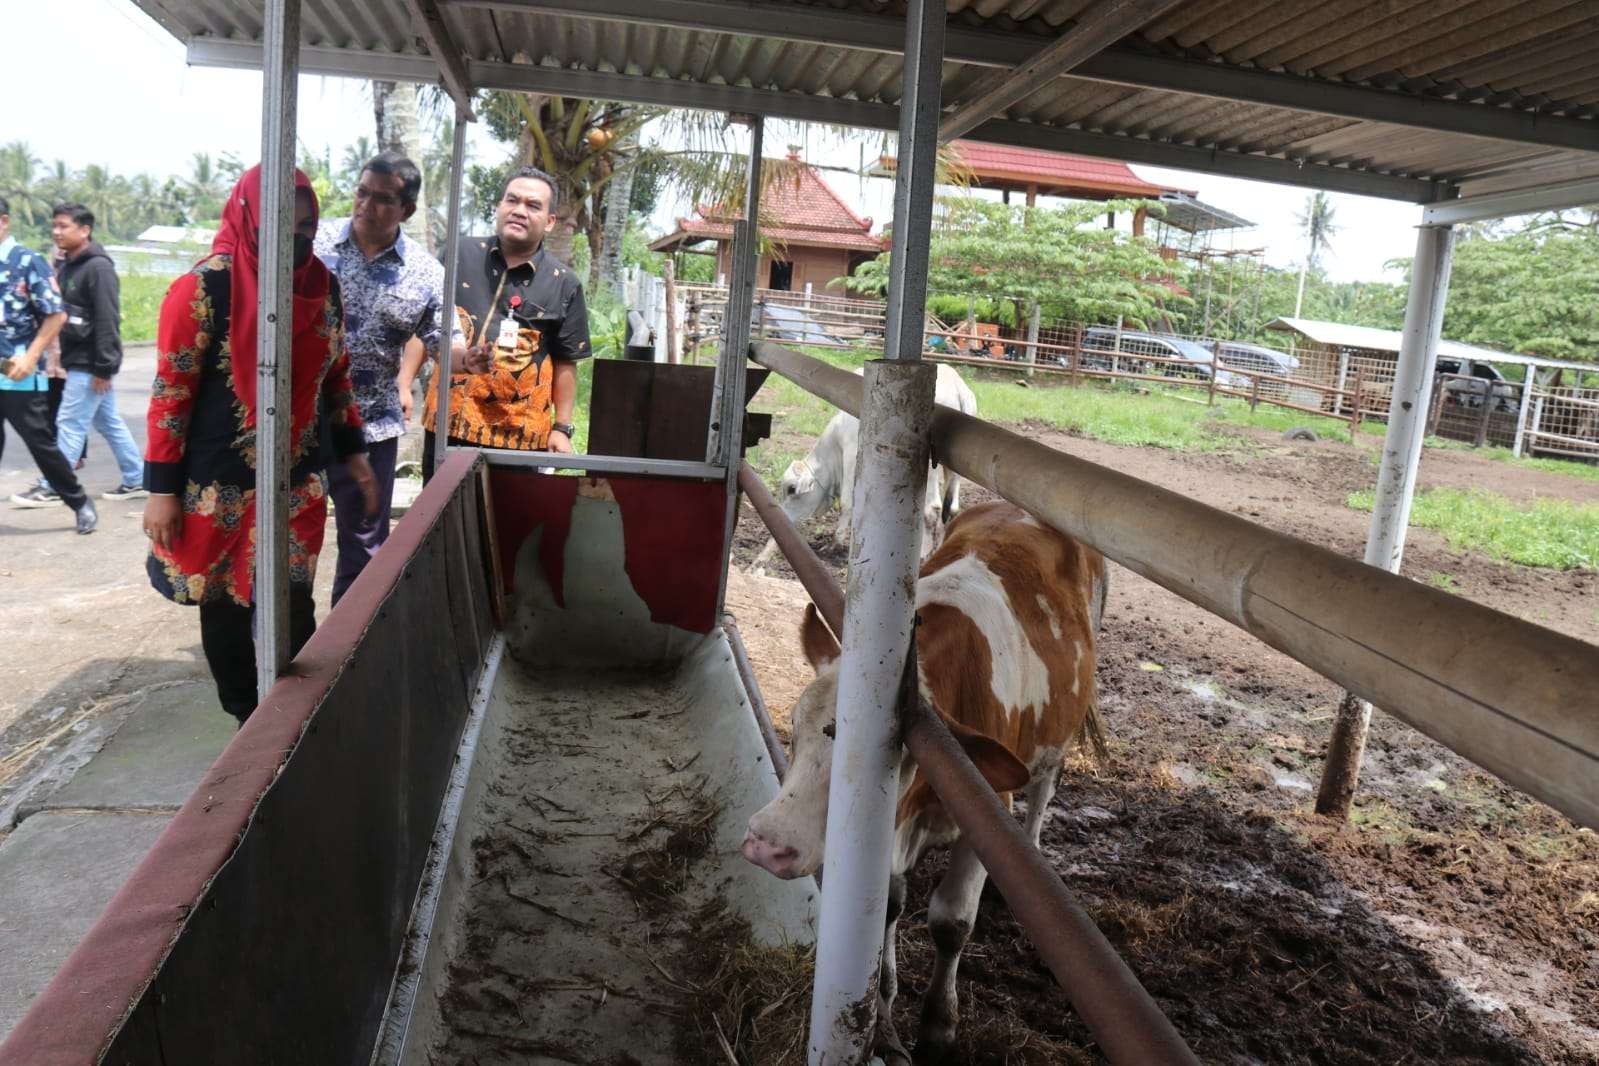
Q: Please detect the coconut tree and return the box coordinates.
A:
[1293,191,1338,318]
[372,81,432,251]
[0,141,47,228]
[186,152,230,222]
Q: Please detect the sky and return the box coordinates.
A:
[13,0,1430,284]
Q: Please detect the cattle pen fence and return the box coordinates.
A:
[737,338,1599,1064]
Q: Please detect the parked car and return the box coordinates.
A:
[1437,357,1519,413]
[1216,340,1298,378]
[1080,328,1247,387]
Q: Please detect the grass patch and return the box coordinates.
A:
[965,371,1359,450]
[121,273,175,345]
[1348,486,1599,570]
[1426,572,1459,591]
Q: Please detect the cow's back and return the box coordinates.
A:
[915,502,1104,773]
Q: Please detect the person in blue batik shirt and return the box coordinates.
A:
[314,151,456,603]
[0,196,96,533]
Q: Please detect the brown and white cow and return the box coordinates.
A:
[741,500,1108,1054]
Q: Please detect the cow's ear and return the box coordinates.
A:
[800,604,840,670]
[949,720,1030,794]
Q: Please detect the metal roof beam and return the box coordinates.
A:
[452,0,1599,152]
[186,38,1447,201]
[949,0,1185,142]
[1420,176,1599,224]
[402,0,475,117]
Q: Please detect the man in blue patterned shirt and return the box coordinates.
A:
[0,197,96,533]
[315,152,454,603]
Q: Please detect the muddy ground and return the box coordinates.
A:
[727,423,1599,1065]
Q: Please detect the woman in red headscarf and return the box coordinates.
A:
[141,165,376,725]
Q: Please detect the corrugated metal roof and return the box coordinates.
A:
[1266,317,1594,369]
[136,0,1599,205]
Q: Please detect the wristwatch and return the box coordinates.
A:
[551,421,576,438]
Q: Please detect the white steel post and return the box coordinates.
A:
[808,0,943,1059]
[1512,362,1538,458]
[255,0,300,698]
[1316,221,1454,819]
[432,113,468,473]
[712,117,764,615]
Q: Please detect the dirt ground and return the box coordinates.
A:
[727,425,1599,1065]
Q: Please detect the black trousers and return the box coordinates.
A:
[0,390,87,509]
[198,586,316,724]
[421,429,471,485]
[45,377,86,462]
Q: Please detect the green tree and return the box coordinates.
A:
[1419,222,1599,362]
[844,196,1188,330]
[186,152,230,222]
[0,142,47,231]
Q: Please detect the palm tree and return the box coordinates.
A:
[0,141,46,227]
[186,152,229,222]
[78,164,126,239]
[372,82,431,250]
[340,136,375,188]
[1293,191,1338,318]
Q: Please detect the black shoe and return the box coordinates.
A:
[103,482,149,500]
[10,484,60,508]
[75,498,98,535]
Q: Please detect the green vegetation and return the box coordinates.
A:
[845,196,1188,330]
[966,372,1363,450]
[121,274,175,345]
[1347,486,1599,570]
[1426,572,1459,591]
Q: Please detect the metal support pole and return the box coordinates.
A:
[810,0,942,1060]
[713,117,764,617]
[1024,298,1040,376]
[809,362,935,1066]
[432,113,468,473]
[255,0,300,699]
[1316,222,1454,820]
[1512,363,1538,457]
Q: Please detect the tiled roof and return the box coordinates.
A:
[948,141,1176,199]
[652,162,883,252]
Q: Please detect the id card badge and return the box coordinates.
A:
[495,315,519,351]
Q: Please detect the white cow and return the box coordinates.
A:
[763,363,977,564]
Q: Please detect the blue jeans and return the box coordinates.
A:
[51,370,143,489]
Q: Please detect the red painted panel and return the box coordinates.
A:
[486,468,727,634]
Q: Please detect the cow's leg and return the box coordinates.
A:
[873,874,912,1064]
[943,469,962,522]
[918,841,987,1053]
[835,462,856,548]
[1022,759,1061,849]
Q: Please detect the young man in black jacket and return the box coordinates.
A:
[12,203,145,506]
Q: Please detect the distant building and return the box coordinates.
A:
[650,152,883,295]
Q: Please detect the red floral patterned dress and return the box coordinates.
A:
[144,256,362,605]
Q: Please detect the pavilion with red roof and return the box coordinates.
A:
[876,140,1252,237]
[650,154,885,295]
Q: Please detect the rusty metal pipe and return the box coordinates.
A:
[750,340,1599,832]
[724,615,790,783]
[738,462,846,637]
[904,703,1199,1065]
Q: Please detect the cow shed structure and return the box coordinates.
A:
[651,153,884,294]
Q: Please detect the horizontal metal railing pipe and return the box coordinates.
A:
[751,340,1599,831]
[903,701,1200,1065]
[739,452,1198,1063]
[737,461,847,637]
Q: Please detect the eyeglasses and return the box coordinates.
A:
[355,186,403,208]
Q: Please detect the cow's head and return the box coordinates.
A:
[779,459,828,526]
[742,605,1029,881]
